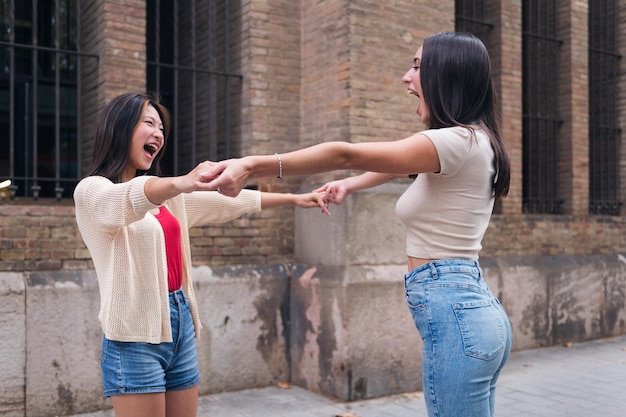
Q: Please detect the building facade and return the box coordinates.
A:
[1,0,626,416]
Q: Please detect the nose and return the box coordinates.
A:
[153,129,164,145]
[402,70,412,84]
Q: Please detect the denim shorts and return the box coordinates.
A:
[100,289,200,397]
[404,259,513,417]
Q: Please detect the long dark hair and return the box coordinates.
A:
[421,32,510,200]
[87,92,171,183]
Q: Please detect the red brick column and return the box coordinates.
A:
[487,0,523,215]
[557,1,589,215]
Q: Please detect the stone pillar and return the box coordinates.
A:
[0,273,25,416]
[293,184,422,401]
[290,0,454,401]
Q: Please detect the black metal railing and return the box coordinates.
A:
[455,0,494,45]
[146,0,243,178]
[0,0,98,200]
[522,0,563,214]
[588,0,622,215]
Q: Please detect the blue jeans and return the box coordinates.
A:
[101,289,200,397]
[404,259,512,417]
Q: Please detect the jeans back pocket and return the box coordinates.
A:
[453,299,507,361]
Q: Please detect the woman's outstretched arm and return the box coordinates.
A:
[203,134,438,197]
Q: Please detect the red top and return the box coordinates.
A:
[154,206,183,292]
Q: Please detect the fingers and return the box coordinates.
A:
[313,184,328,193]
[190,161,242,196]
[213,184,240,197]
[313,192,331,216]
[197,161,225,187]
[320,201,330,216]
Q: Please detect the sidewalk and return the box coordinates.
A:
[73,335,626,417]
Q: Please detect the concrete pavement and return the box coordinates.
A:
[71,334,626,417]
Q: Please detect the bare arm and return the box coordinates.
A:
[204,133,438,197]
[144,161,219,205]
[314,172,406,205]
[261,191,330,215]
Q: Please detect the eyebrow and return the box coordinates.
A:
[145,114,163,127]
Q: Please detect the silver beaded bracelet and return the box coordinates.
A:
[274,153,283,180]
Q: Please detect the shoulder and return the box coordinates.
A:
[420,126,491,175]
[76,175,110,187]
[74,176,110,199]
[420,125,474,142]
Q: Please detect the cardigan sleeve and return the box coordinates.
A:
[73,175,160,231]
[181,189,262,228]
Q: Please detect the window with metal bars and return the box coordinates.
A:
[146,0,242,177]
[454,0,503,213]
[522,0,563,214]
[588,1,621,215]
[454,0,493,44]
[0,0,97,200]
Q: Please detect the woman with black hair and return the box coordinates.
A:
[74,92,328,417]
[204,32,513,417]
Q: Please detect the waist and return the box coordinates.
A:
[407,256,434,271]
[406,258,482,281]
[169,288,186,304]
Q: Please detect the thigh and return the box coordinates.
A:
[101,337,169,397]
[165,293,200,391]
[166,385,199,417]
[112,392,165,417]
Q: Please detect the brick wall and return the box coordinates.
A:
[557,1,589,215]
[0,202,299,271]
[0,203,89,272]
[2,0,626,272]
[487,0,524,215]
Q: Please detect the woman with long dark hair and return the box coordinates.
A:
[74,92,328,417]
[204,32,513,417]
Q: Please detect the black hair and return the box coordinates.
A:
[421,32,510,200]
[87,92,171,183]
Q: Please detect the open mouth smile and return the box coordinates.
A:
[144,143,159,157]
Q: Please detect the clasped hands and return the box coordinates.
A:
[187,159,345,213]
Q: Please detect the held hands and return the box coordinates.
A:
[172,160,221,193]
[293,191,331,216]
[190,159,331,215]
[199,158,250,197]
[314,180,350,205]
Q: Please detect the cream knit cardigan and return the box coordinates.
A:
[74,175,261,344]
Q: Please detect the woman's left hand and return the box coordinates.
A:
[294,191,331,216]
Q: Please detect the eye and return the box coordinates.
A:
[145,119,153,125]
[412,65,420,71]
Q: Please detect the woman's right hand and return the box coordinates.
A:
[146,161,223,205]
[200,158,253,197]
[179,160,223,193]
[314,180,350,205]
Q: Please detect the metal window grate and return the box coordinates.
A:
[588,1,621,215]
[521,0,563,214]
[454,0,494,44]
[147,0,242,177]
[455,0,503,213]
[0,0,98,200]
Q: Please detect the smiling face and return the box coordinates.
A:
[123,103,165,182]
[402,46,429,125]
